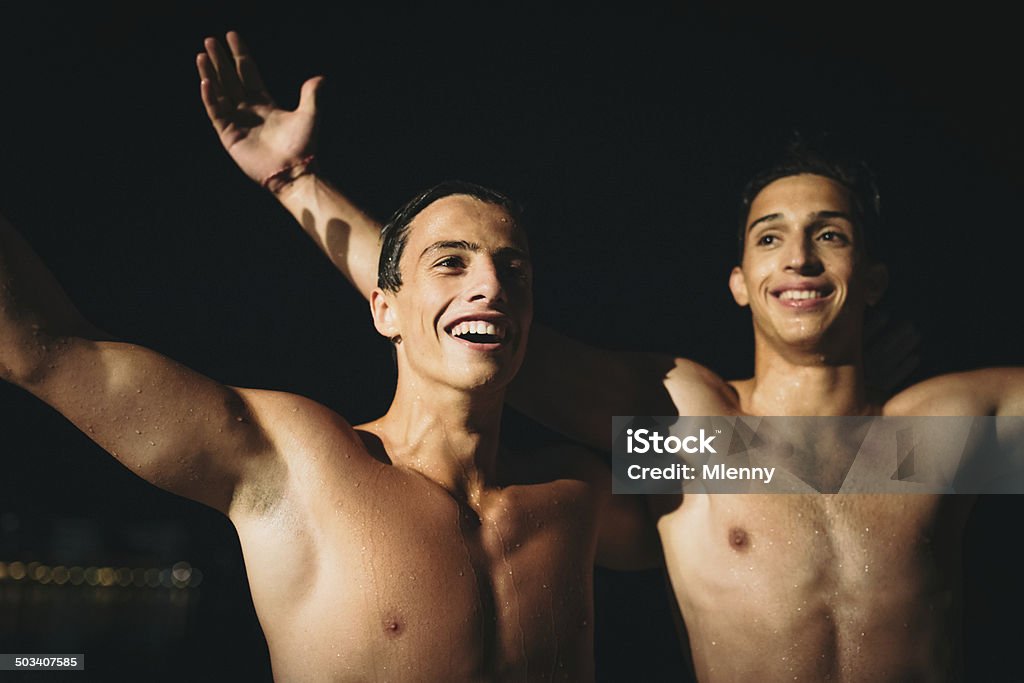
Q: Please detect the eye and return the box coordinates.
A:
[756,234,778,247]
[501,261,531,281]
[817,229,850,245]
[434,255,465,269]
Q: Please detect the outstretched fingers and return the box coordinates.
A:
[226,31,271,103]
[204,36,245,105]
[197,53,231,132]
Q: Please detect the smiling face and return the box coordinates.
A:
[371,194,533,392]
[729,174,887,354]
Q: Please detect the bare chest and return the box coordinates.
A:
[658,493,968,598]
[236,465,600,681]
[655,493,972,681]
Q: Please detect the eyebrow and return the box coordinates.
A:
[419,241,531,263]
[419,240,480,261]
[747,210,855,233]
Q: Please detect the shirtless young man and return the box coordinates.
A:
[0,173,659,679]
[202,32,1024,682]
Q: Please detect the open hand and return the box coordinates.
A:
[197,32,323,189]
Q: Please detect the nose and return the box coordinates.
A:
[783,234,824,276]
[466,259,507,303]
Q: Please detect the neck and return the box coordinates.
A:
[745,335,872,416]
[369,372,506,502]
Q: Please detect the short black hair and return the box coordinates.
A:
[737,133,884,261]
[377,180,524,292]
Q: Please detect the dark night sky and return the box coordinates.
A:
[0,4,1022,681]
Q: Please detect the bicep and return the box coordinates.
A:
[20,336,273,513]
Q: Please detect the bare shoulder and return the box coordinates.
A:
[884,368,1024,416]
[228,388,372,518]
[238,388,365,446]
[664,357,740,414]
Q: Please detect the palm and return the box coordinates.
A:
[198,32,321,184]
[219,103,316,183]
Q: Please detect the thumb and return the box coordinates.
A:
[297,76,325,115]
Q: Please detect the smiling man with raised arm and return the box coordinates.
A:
[2,170,660,682]
[202,32,1024,682]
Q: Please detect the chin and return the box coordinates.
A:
[449,362,517,392]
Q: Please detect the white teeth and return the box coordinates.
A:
[779,290,823,301]
[450,320,506,340]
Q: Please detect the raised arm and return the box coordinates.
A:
[887,367,1024,417]
[197,33,686,452]
[0,213,278,514]
[197,32,380,298]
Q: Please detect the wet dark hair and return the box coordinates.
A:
[377,180,524,292]
[737,134,884,262]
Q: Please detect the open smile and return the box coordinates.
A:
[444,318,510,350]
[770,285,836,309]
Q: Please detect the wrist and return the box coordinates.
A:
[262,155,317,196]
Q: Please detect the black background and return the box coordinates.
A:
[1,4,1022,681]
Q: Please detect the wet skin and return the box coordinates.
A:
[649,378,974,682]
[648,175,1002,682]
[232,197,614,681]
[0,197,654,682]
[232,393,605,682]
[234,172,1023,682]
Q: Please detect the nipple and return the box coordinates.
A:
[383,618,403,638]
[729,526,750,551]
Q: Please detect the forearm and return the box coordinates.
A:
[508,325,678,451]
[0,214,99,382]
[273,174,382,300]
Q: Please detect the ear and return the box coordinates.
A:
[370,288,400,340]
[864,262,889,306]
[729,266,750,307]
